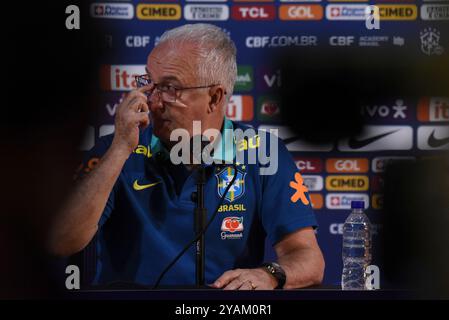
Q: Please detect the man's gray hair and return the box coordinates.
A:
[158,23,237,99]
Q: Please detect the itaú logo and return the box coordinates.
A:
[226,95,254,121]
[100,65,145,91]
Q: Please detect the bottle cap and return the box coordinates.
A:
[351,200,365,209]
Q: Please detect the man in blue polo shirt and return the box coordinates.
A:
[49,24,324,290]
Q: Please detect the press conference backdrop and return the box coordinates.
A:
[80,0,449,286]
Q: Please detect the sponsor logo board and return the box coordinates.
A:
[326,193,370,210]
[325,175,369,191]
[417,126,449,150]
[338,126,413,152]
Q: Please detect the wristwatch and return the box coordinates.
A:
[260,262,286,289]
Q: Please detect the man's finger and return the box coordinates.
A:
[136,112,150,130]
[137,83,154,94]
[132,111,150,125]
[238,280,253,291]
[127,96,148,112]
[223,277,243,290]
[137,100,149,113]
[126,90,148,102]
[213,269,241,288]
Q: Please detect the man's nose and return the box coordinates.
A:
[149,91,164,112]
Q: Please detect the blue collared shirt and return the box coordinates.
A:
[79,118,317,286]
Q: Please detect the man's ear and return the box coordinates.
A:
[207,85,226,113]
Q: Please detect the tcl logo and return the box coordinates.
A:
[125,36,150,48]
[294,158,322,173]
[279,5,323,20]
[100,65,145,91]
[329,36,355,46]
[232,5,276,20]
[326,158,369,173]
[417,97,449,122]
[226,95,254,121]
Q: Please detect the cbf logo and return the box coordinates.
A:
[420,28,444,55]
[216,167,246,202]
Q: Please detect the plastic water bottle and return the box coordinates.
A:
[341,200,372,290]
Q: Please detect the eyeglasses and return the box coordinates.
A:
[135,74,220,103]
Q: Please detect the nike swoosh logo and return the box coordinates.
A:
[133,180,161,191]
[428,130,449,148]
[348,129,399,149]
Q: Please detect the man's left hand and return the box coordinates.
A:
[211,268,278,290]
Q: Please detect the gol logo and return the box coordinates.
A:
[325,175,369,191]
[221,217,244,233]
[279,5,323,20]
[326,158,369,173]
[137,4,181,20]
[378,5,417,20]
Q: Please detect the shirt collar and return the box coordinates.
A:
[149,117,235,164]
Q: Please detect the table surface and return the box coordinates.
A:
[67,283,410,300]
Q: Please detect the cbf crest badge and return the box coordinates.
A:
[420,28,444,56]
[215,166,246,203]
